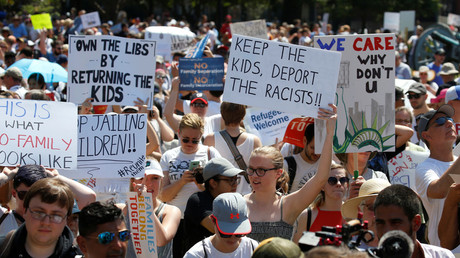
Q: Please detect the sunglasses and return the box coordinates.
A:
[29,209,66,224]
[215,177,241,186]
[156,75,167,79]
[16,190,28,200]
[182,138,200,144]
[327,176,349,186]
[407,93,422,99]
[96,230,131,245]
[247,167,278,177]
[191,103,207,108]
[431,116,453,127]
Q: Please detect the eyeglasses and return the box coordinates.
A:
[28,209,67,224]
[94,230,131,245]
[218,230,246,238]
[407,93,422,99]
[430,116,454,128]
[327,176,349,186]
[247,167,278,177]
[182,138,200,144]
[16,190,28,200]
[215,177,241,186]
[191,103,207,108]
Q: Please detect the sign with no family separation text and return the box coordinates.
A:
[223,34,341,117]
[60,114,147,179]
[67,35,156,108]
[179,57,225,90]
[0,99,78,169]
[314,34,396,154]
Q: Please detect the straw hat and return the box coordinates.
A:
[341,178,391,219]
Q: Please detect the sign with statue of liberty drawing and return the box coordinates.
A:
[314,34,396,153]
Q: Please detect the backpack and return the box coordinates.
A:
[284,156,297,192]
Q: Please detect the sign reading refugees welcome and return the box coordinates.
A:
[67,35,156,108]
[223,34,341,118]
[0,99,77,169]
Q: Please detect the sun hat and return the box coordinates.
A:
[341,178,391,219]
[439,62,459,76]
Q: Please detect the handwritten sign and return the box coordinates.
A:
[60,114,147,179]
[30,13,53,30]
[144,33,172,62]
[223,34,341,117]
[127,192,158,258]
[388,150,429,191]
[283,117,315,147]
[230,19,268,39]
[144,26,195,54]
[0,99,77,169]
[67,35,155,108]
[384,12,400,31]
[243,107,297,146]
[314,34,396,153]
[448,13,460,27]
[81,11,101,29]
[179,57,224,90]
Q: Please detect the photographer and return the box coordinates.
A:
[183,157,243,252]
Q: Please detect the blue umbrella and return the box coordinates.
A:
[9,58,68,83]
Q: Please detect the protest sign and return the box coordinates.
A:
[0,99,77,169]
[145,32,172,62]
[243,107,297,146]
[283,117,315,148]
[448,13,460,27]
[384,12,400,32]
[399,11,415,36]
[60,114,147,179]
[223,34,341,118]
[230,19,268,39]
[314,34,396,153]
[185,34,210,58]
[179,57,224,90]
[30,13,53,30]
[67,35,155,108]
[145,26,196,55]
[127,192,158,258]
[81,11,101,29]
[388,150,429,191]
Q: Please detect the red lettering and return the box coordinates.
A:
[374,37,383,50]
[385,37,394,50]
[353,38,363,51]
[363,38,374,51]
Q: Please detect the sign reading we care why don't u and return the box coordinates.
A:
[67,35,156,108]
[223,34,341,117]
[0,99,77,169]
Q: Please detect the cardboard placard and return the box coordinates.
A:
[127,192,158,258]
[314,34,396,153]
[60,114,147,179]
[388,150,429,191]
[230,19,268,39]
[67,35,155,108]
[145,33,172,62]
[384,12,400,31]
[243,107,297,146]
[223,34,341,118]
[179,57,224,90]
[0,99,77,169]
[448,13,460,27]
[283,117,315,148]
[81,11,101,29]
[30,13,53,30]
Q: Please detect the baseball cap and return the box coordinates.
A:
[439,62,459,76]
[56,54,68,65]
[156,55,164,64]
[212,192,251,235]
[341,178,391,219]
[445,86,460,103]
[121,106,139,113]
[435,48,446,55]
[406,83,426,95]
[417,104,455,137]
[203,157,243,181]
[252,237,304,258]
[0,67,23,80]
[431,88,448,104]
[190,92,208,105]
[144,159,164,177]
[395,86,404,101]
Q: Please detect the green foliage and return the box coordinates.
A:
[21,0,62,15]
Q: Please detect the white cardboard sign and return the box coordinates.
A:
[388,150,429,191]
[81,11,101,29]
[223,34,341,118]
[230,19,268,39]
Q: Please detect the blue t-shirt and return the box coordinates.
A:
[427,62,443,86]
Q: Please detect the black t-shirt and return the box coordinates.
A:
[183,190,214,251]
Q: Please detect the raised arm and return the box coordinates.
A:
[427,156,460,199]
[283,104,337,223]
[395,124,413,148]
[439,183,460,249]
[163,77,182,133]
[152,105,175,142]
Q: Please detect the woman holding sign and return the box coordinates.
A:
[244,104,337,242]
[159,113,221,257]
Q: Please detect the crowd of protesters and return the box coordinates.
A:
[1,8,460,258]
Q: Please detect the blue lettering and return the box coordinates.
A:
[337,38,345,51]
[316,38,336,50]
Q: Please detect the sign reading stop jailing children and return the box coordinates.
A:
[223,34,342,118]
[67,35,156,108]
